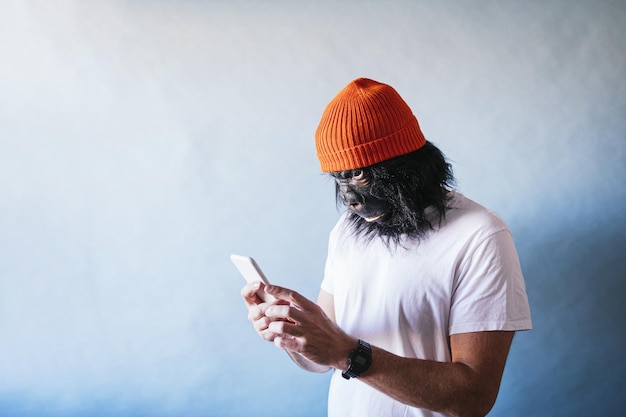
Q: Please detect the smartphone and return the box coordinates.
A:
[230,254,275,302]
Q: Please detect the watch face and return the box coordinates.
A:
[343,340,372,379]
[354,355,369,366]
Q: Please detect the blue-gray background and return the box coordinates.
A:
[1,1,624,416]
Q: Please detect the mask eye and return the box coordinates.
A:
[352,169,365,180]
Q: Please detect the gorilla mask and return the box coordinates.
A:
[331,142,455,247]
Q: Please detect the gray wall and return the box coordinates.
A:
[1,1,624,416]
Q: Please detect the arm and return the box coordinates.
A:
[358,332,513,417]
[265,285,514,417]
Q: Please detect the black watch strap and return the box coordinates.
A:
[342,339,372,380]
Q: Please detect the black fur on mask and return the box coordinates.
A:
[333,141,455,247]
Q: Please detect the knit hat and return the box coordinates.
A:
[315,78,426,172]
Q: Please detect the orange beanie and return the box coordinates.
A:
[315,78,426,173]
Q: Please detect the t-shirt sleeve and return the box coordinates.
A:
[449,228,532,335]
[320,231,337,295]
[320,217,346,295]
[320,261,334,294]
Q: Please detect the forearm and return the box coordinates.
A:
[357,347,495,417]
[287,350,332,373]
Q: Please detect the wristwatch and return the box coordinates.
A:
[342,340,372,379]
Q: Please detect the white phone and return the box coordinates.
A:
[230,254,275,302]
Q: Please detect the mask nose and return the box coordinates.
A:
[339,183,364,209]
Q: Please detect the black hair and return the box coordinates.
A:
[335,141,455,247]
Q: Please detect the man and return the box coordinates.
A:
[241,78,532,417]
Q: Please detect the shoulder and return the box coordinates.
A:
[445,192,509,233]
[437,192,514,251]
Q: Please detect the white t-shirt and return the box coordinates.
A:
[321,192,532,417]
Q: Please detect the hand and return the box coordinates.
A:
[240,281,289,342]
[263,285,356,370]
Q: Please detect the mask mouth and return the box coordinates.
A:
[363,213,386,223]
[347,198,389,223]
[350,208,387,223]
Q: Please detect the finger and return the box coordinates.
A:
[241,281,265,305]
[274,334,300,350]
[265,304,307,326]
[267,319,305,338]
[253,315,271,333]
[265,285,318,312]
[246,303,265,322]
[249,310,282,342]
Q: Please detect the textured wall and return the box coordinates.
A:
[0,1,624,416]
